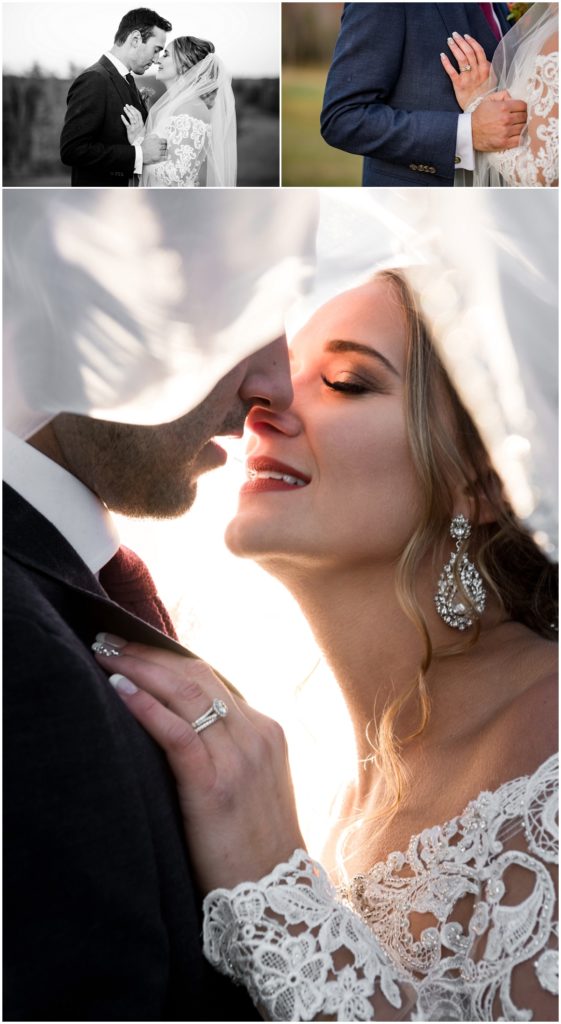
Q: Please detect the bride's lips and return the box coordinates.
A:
[241,456,311,495]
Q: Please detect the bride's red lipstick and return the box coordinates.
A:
[241,456,311,494]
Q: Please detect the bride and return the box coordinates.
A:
[441,2,558,186]
[95,268,558,1020]
[123,35,237,187]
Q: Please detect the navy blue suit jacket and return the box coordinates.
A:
[3,483,259,1021]
[321,3,510,186]
[60,55,148,187]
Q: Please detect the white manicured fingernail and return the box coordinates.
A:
[452,31,461,39]
[96,632,127,648]
[448,36,454,45]
[440,52,446,58]
[109,674,138,695]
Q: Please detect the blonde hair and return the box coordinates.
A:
[340,269,558,859]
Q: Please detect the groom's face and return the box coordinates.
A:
[128,27,167,75]
[45,337,293,519]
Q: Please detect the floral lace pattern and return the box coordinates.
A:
[203,754,558,1020]
[483,52,559,186]
[152,113,211,188]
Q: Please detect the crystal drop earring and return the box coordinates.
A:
[434,514,486,631]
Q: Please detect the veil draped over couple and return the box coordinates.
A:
[4,188,558,1022]
[60,7,236,188]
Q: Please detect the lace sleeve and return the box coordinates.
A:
[476,50,559,186]
[202,755,558,1021]
[203,850,416,1021]
[152,112,211,188]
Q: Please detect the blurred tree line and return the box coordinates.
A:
[3,69,279,185]
[282,2,343,65]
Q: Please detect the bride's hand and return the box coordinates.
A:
[440,31,493,110]
[121,103,144,143]
[93,639,305,892]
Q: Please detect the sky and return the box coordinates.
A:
[2,1,280,77]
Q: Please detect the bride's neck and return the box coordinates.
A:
[271,556,505,767]
[274,561,429,754]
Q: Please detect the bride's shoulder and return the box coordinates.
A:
[175,97,211,123]
[488,663,557,784]
[539,29,558,57]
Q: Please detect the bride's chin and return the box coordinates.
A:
[224,514,288,562]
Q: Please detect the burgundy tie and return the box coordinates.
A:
[99,545,178,639]
[479,3,502,42]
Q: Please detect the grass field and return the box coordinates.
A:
[282,66,361,186]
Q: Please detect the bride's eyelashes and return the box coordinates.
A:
[320,372,388,396]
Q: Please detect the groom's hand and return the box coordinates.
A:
[142,133,167,164]
[472,90,527,151]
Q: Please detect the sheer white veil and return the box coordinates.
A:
[145,51,237,186]
[473,2,559,186]
[3,189,317,437]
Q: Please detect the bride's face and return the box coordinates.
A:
[226,279,424,574]
[156,46,180,83]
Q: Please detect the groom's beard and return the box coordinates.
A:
[52,403,250,520]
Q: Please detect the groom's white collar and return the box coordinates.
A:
[104,51,130,78]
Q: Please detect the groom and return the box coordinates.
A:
[321,2,524,186]
[60,7,171,186]
[3,191,316,1020]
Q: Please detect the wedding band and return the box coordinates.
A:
[191,698,229,734]
[463,64,472,72]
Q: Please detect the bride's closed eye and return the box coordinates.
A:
[321,373,388,396]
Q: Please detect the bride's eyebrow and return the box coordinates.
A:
[325,339,399,377]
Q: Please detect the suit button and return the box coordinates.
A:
[409,164,418,171]
[455,155,461,165]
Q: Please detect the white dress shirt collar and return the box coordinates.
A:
[3,430,120,574]
[104,50,131,78]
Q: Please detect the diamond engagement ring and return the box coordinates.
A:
[191,698,229,734]
[462,64,472,72]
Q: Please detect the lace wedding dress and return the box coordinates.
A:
[142,104,211,188]
[203,753,558,1020]
[140,53,236,188]
[471,6,558,187]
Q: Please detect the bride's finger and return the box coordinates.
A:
[462,33,488,69]
[446,33,473,71]
[92,635,247,702]
[107,672,217,790]
[93,636,222,680]
[94,650,241,732]
[451,31,477,67]
[440,52,460,84]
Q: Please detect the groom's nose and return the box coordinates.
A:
[239,336,293,411]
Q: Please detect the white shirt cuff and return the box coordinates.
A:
[455,113,475,172]
[134,142,144,176]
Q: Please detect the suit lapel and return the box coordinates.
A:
[98,54,145,118]
[3,483,244,695]
[435,3,501,56]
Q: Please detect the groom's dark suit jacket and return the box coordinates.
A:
[321,2,511,186]
[60,55,148,187]
[3,483,259,1022]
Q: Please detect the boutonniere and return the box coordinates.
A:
[506,3,533,23]
[138,87,151,104]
